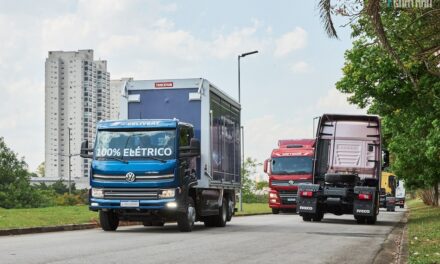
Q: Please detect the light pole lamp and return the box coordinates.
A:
[238,50,258,103]
[237,50,258,211]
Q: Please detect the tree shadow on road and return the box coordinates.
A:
[319,218,396,227]
[112,224,207,234]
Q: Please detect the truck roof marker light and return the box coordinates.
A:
[300,191,313,197]
[358,194,372,200]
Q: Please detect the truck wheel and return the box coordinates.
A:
[400,205,404,209]
[216,198,228,227]
[366,214,377,225]
[355,216,365,224]
[302,214,312,222]
[152,221,165,226]
[177,197,196,232]
[226,198,234,221]
[272,208,280,214]
[99,210,119,231]
[204,198,228,227]
[312,213,324,222]
[142,221,152,226]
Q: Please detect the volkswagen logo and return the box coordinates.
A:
[126,172,136,182]
[288,180,295,185]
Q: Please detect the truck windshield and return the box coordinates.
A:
[94,129,176,160]
[271,157,313,175]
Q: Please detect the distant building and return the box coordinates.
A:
[45,50,111,186]
[109,78,132,120]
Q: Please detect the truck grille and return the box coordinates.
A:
[93,173,174,182]
[279,190,298,205]
[271,179,309,187]
[102,188,159,200]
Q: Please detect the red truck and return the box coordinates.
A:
[264,139,315,214]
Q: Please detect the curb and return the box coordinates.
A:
[234,212,272,217]
[373,210,409,264]
[0,223,98,236]
[0,213,270,236]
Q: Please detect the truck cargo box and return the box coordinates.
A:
[121,78,241,190]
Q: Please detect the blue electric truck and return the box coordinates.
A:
[81,78,241,232]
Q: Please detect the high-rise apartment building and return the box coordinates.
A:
[45,50,111,184]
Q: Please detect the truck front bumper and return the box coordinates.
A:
[89,197,178,211]
[269,189,298,209]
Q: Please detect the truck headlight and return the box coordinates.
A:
[159,189,175,198]
[269,192,278,198]
[91,188,104,198]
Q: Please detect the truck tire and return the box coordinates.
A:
[227,198,234,221]
[99,210,119,231]
[272,208,280,214]
[325,174,359,184]
[177,197,196,232]
[204,198,228,227]
[216,198,228,227]
[366,214,377,225]
[355,216,365,224]
[302,214,312,222]
[143,221,152,226]
[312,212,324,222]
[152,221,165,226]
[400,205,404,209]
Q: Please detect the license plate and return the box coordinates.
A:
[120,200,139,207]
[287,198,296,202]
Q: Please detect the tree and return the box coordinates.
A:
[256,181,269,190]
[335,7,440,205]
[318,0,440,83]
[36,161,45,177]
[0,137,53,208]
[241,157,263,202]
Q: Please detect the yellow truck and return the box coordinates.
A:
[379,172,396,211]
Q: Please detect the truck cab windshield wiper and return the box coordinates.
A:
[96,156,128,164]
[134,156,167,163]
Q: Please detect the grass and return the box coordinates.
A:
[0,205,98,230]
[407,199,440,264]
[235,203,272,216]
[0,203,270,230]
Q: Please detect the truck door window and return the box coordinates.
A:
[179,126,192,146]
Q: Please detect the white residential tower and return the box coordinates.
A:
[45,50,112,187]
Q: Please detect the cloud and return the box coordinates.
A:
[0,0,316,172]
[244,115,311,163]
[290,61,311,73]
[274,27,307,57]
[315,88,366,115]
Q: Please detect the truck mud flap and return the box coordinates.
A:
[353,186,376,216]
[297,184,320,214]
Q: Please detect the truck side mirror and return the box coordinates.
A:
[189,138,200,156]
[179,138,200,158]
[80,140,93,159]
[382,150,390,170]
[263,159,269,173]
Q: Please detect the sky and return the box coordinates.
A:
[0,0,365,173]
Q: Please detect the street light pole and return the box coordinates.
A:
[68,127,72,195]
[237,50,258,212]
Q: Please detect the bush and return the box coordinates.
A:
[74,189,89,205]
[243,194,268,204]
[55,194,83,206]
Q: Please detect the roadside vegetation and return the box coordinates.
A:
[319,1,440,205]
[407,199,440,264]
[0,205,97,230]
[0,203,270,230]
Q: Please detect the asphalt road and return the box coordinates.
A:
[0,208,405,264]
